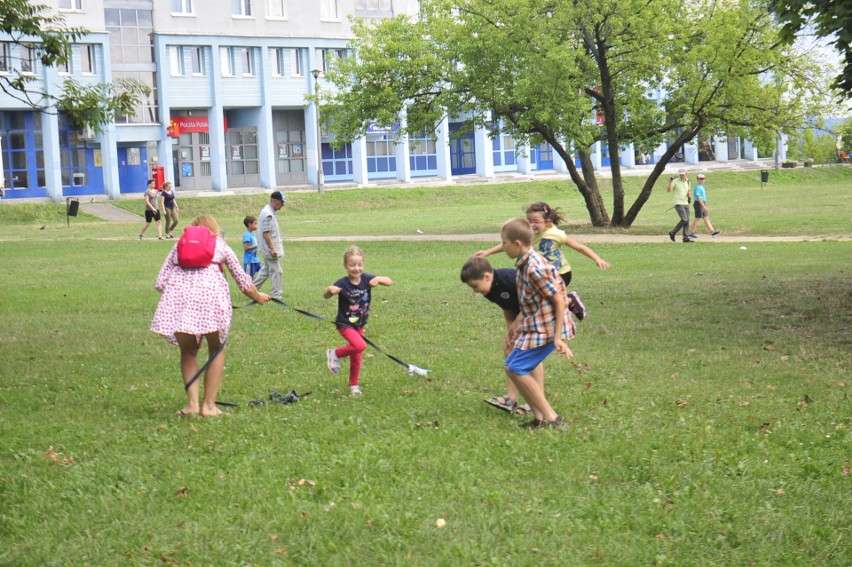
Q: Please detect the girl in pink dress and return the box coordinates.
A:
[151,214,270,417]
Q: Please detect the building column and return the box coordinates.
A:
[517,142,531,174]
[256,105,275,189]
[554,138,569,172]
[42,111,63,202]
[99,125,121,200]
[776,134,787,161]
[621,143,636,168]
[435,116,452,182]
[474,123,494,179]
[305,104,321,186]
[352,136,369,185]
[714,136,729,161]
[743,139,758,160]
[683,142,699,164]
[591,141,602,170]
[208,106,228,192]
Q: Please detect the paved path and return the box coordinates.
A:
[287,233,850,244]
[80,203,142,222]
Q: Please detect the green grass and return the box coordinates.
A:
[0,173,850,565]
[1,165,850,239]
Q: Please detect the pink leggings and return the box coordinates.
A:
[335,326,367,386]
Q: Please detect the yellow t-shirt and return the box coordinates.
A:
[532,225,571,275]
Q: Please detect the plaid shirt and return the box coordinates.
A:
[514,248,575,350]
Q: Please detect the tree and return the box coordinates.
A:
[771,0,852,98]
[0,0,147,131]
[320,0,832,227]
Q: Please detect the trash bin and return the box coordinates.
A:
[760,170,769,183]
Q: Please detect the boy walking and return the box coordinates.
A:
[500,217,575,429]
[242,215,261,277]
[689,173,721,237]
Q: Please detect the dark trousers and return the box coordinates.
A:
[670,205,690,238]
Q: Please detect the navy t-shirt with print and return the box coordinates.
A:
[484,268,520,317]
[334,273,376,328]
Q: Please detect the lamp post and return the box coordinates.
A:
[311,68,324,193]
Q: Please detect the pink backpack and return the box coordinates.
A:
[176,226,217,269]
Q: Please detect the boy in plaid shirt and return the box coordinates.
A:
[501,217,576,429]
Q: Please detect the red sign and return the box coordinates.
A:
[169,115,228,133]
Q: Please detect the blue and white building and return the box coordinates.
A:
[0,0,778,201]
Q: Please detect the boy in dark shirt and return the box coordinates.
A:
[460,255,539,416]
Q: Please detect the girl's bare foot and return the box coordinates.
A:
[176,406,200,417]
[200,405,223,417]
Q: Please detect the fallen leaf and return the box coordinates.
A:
[770,488,786,496]
[588,475,599,483]
[763,345,774,351]
[656,533,666,541]
[740,401,750,407]
[275,546,288,555]
[174,486,190,498]
[759,421,772,433]
[676,399,688,408]
[269,534,279,541]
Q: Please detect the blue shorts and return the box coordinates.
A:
[244,262,261,277]
[505,343,555,375]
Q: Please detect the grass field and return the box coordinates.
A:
[0,168,850,565]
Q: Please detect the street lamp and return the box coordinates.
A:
[311,68,324,193]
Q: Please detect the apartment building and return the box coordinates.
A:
[0,1,768,201]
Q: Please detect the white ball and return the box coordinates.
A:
[435,518,446,528]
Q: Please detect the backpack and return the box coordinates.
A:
[176,225,217,269]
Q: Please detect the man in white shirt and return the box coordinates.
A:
[252,191,287,299]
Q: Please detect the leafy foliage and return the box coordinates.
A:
[0,0,148,130]
[771,0,852,97]
[319,0,834,229]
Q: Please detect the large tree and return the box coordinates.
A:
[320,0,832,228]
[771,0,852,98]
[1,0,147,131]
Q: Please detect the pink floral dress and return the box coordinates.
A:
[151,237,253,346]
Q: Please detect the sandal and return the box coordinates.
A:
[485,394,517,413]
[513,404,532,416]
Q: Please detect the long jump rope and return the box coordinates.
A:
[184,297,430,406]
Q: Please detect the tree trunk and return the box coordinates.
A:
[548,142,609,226]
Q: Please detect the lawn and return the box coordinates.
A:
[0,168,849,566]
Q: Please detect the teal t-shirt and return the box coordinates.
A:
[693,183,707,203]
[242,230,258,264]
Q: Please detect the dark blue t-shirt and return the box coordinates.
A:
[484,268,520,317]
[334,273,376,328]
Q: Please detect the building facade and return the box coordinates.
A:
[0,0,777,201]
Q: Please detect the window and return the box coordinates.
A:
[240,47,254,76]
[60,0,83,10]
[232,0,252,16]
[169,46,184,76]
[322,49,345,74]
[271,48,285,76]
[290,49,304,77]
[267,0,286,18]
[220,47,234,76]
[80,45,96,74]
[189,46,204,75]
[105,8,153,65]
[355,0,391,10]
[321,0,339,19]
[0,43,10,74]
[171,0,193,15]
[20,46,36,74]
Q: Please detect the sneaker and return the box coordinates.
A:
[668,232,676,242]
[687,232,698,239]
[138,234,143,240]
[326,349,340,374]
[349,385,362,396]
[683,238,695,243]
[711,230,721,237]
[567,291,587,321]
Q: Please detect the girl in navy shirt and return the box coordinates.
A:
[323,246,393,396]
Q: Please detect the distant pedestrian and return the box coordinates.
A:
[242,215,261,277]
[139,179,163,240]
[689,174,721,237]
[252,191,287,299]
[324,246,394,397]
[160,181,180,239]
[667,169,694,243]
